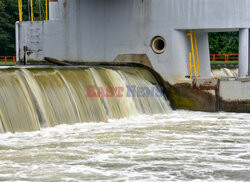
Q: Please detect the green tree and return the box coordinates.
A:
[0,0,18,55]
[208,32,239,54]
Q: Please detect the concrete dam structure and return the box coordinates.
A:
[1,2,250,180]
[15,0,250,113]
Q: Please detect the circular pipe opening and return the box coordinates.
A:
[151,36,166,54]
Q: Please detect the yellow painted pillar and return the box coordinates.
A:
[31,0,34,21]
[190,30,197,77]
[18,0,23,22]
[189,52,192,78]
[194,31,201,77]
[46,0,48,20]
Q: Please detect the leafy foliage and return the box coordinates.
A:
[0,0,18,55]
[208,32,239,54]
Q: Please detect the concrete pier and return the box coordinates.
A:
[239,29,250,77]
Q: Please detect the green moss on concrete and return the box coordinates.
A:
[165,82,217,112]
[169,91,195,109]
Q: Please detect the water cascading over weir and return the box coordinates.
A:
[0,67,171,133]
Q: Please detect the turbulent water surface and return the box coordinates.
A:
[0,67,170,133]
[0,111,249,181]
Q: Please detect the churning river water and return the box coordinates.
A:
[0,111,249,181]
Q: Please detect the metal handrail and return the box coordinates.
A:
[210,54,239,62]
[0,56,16,64]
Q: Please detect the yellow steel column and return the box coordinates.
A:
[18,0,23,22]
[189,52,192,78]
[190,30,197,77]
[46,0,48,20]
[31,0,34,21]
[193,31,201,77]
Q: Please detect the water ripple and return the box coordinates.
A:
[0,111,249,181]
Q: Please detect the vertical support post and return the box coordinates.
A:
[18,0,23,22]
[194,30,201,77]
[187,30,202,78]
[225,54,228,62]
[190,30,197,77]
[213,54,216,62]
[239,28,250,77]
[189,52,192,79]
[30,0,34,21]
[46,0,48,20]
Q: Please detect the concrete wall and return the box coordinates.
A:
[16,21,45,62]
[154,0,250,29]
[16,21,66,63]
[220,79,250,101]
[16,0,250,83]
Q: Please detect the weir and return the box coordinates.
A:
[0,66,170,133]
